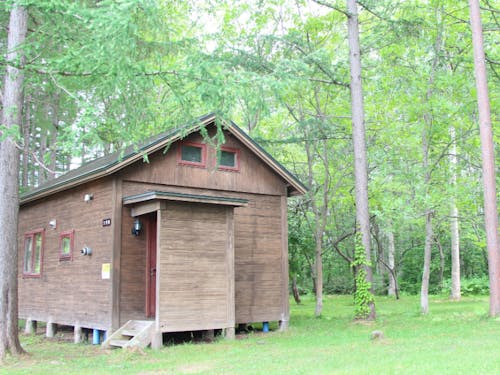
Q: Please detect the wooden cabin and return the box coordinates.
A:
[18,113,306,348]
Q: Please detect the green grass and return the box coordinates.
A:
[4,294,500,374]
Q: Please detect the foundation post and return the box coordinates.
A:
[151,330,163,350]
[74,325,83,344]
[46,321,57,338]
[24,319,37,335]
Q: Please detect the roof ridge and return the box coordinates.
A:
[20,113,305,204]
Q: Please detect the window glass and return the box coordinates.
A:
[61,237,71,256]
[24,237,33,273]
[59,230,74,260]
[23,230,43,276]
[218,148,239,171]
[181,145,202,163]
[220,150,236,167]
[34,233,42,273]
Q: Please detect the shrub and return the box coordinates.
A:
[441,277,490,296]
[324,275,354,295]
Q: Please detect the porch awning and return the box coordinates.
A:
[123,191,248,216]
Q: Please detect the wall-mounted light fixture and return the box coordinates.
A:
[84,194,94,203]
[49,219,57,229]
[131,218,142,236]
[81,246,92,256]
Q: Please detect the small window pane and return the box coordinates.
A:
[60,231,74,261]
[24,237,33,273]
[220,150,236,167]
[33,233,42,273]
[61,237,71,256]
[181,145,202,163]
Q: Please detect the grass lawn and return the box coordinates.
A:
[3,294,500,374]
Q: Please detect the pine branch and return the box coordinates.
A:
[357,1,387,21]
[312,0,349,17]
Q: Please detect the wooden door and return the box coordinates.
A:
[146,213,157,318]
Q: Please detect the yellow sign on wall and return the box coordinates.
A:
[101,263,111,280]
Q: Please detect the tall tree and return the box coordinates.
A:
[346,0,375,319]
[0,3,28,360]
[449,126,461,300]
[468,0,500,316]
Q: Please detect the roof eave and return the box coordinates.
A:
[225,121,307,196]
[20,113,307,204]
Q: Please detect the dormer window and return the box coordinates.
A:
[218,147,240,171]
[178,142,206,167]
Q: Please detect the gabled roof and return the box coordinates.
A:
[21,113,306,205]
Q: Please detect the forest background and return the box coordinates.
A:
[1,0,498,320]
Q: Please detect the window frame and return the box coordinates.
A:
[218,146,240,172]
[23,229,45,278]
[59,230,75,261]
[177,141,207,168]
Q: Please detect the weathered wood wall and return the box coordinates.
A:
[157,202,234,332]
[233,195,284,324]
[19,125,292,332]
[124,131,287,197]
[120,129,289,326]
[118,208,147,325]
[18,178,115,330]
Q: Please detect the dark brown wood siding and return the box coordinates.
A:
[121,180,286,325]
[18,179,115,330]
[19,125,292,331]
[118,208,148,325]
[122,131,287,197]
[157,202,234,332]
[234,195,284,323]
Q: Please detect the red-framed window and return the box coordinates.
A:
[59,230,75,261]
[177,142,207,168]
[218,147,240,171]
[23,229,44,277]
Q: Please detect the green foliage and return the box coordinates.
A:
[0,124,21,143]
[352,235,375,319]
[3,0,497,315]
[442,277,490,296]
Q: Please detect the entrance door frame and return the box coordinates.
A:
[145,212,157,318]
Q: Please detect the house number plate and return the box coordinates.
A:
[102,218,112,227]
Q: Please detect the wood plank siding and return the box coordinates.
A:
[118,210,147,324]
[18,178,115,330]
[122,132,287,197]
[119,130,289,326]
[156,202,234,332]
[19,121,299,334]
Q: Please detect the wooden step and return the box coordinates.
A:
[121,329,139,336]
[101,320,154,350]
[109,339,130,348]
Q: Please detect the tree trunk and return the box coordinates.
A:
[0,4,28,361]
[314,239,323,317]
[436,237,445,290]
[420,210,433,314]
[38,130,48,185]
[21,95,31,189]
[292,276,301,304]
[346,0,375,320]
[420,9,442,314]
[387,230,397,297]
[303,134,328,317]
[48,92,60,180]
[469,0,500,316]
[449,126,461,300]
